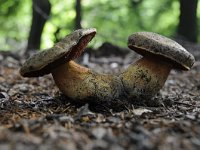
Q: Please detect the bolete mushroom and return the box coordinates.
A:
[20,28,124,107]
[119,32,195,100]
[20,29,195,109]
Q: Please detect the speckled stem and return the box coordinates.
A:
[51,57,172,104]
[119,56,173,100]
[51,61,124,102]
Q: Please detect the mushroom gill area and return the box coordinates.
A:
[66,32,96,60]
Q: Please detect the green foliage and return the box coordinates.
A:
[0,0,199,51]
[0,0,31,50]
[81,0,180,47]
[42,0,76,48]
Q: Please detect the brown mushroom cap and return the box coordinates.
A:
[128,32,195,70]
[20,28,96,77]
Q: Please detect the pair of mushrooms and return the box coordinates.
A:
[20,28,195,108]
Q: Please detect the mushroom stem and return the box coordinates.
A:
[51,60,123,101]
[120,56,173,99]
[52,57,172,103]
[51,60,91,99]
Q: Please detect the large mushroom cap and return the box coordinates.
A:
[20,28,96,77]
[128,32,195,70]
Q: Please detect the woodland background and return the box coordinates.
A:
[0,0,199,52]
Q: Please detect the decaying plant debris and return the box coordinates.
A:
[0,41,200,150]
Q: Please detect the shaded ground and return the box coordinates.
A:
[0,41,200,150]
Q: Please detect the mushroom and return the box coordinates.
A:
[20,29,195,109]
[119,32,195,100]
[20,28,124,107]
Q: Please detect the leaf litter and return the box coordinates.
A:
[0,42,200,150]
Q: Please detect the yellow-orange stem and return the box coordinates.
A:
[120,56,173,99]
[51,61,122,101]
[51,57,173,103]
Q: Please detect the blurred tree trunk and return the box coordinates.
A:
[26,0,51,52]
[177,0,198,42]
[75,0,82,29]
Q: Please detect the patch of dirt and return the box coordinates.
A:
[0,42,200,150]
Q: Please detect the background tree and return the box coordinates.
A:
[26,0,51,52]
[75,0,82,29]
[177,0,198,42]
[0,0,199,51]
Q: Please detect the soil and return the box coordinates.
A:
[0,41,200,150]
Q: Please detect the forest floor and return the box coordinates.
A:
[0,41,200,150]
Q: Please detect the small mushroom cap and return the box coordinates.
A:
[20,28,96,77]
[128,32,195,70]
